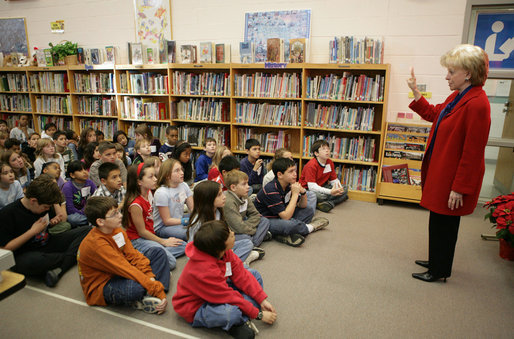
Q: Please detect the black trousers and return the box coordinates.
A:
[428,211,461,277]
[12,226,91,277]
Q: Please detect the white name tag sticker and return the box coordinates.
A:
[63,154,70,162]
[239,200,248,213]
[150,145,157,153]
[256,167,262,176]
[19,176,28,186]
[112,232,125,248]
[81,186,91,197]
[284,191,291,204]
[225,262,232,277]
[323,164,332,174]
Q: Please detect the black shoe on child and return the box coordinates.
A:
[274,233,305,247]
[44,268,62,288]
[263,231,273,242]
[316,201,334,213]
[228,321,256,339]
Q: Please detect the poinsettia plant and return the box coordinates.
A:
[484,193,514,246]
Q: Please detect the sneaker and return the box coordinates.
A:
[132,296,162,314]
[310,217,329,232]
[228,320,257,339]
[274,233,305,247]
[263,231,273,242]
[44,268,61,288]
[316,201,334,213]
[243,251,260,265]
[252,247,265,260]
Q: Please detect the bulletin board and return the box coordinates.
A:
[0,17,29,56]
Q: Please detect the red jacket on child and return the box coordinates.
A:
[172,242,267,323]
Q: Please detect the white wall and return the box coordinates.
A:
[0,0,468,121]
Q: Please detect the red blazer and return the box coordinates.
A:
[409,86,490,216]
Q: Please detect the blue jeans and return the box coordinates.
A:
[131,237,186,270]
[192,269,263,331]
[233,239,254,262]
[267,199,315,236]
[155,225,188,241]
[235,217,270,247]
[314,183,347,207]
[102,247,170,305]
[67,213,89,228]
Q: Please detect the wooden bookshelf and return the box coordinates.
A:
[377,122,430,204]
[0,63,390,202]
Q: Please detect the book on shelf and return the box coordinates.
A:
[36,116,73,132]
[382,164,410,185]
[44,49,53,67]
[305,103,375,131]
[267,38,284,63]
[73,72,115,93]
[384,150,424,161]
[90,49,101,65]
[0,73,28,92]
[0,94,31,112]
[131,43,143,65]
[235,101,300,126]
[127,122,167,141]
[146,48,154,64]
[180,45,197,64]
[29,72,69,93]
[387,124,430,134]
[338,165,377,192]
[303,134,376,162]
[236,128,291,153]
[167,40,176,63]
[171,71,230,96]
[289,38,306,63]
[77,96,117,116]
[239,42,254,63]
[35,95,71,114]
[200,42,214,63]
[121,97,168,120]
[329,36,384,64]
[177,125,229,146]
[129,72,168,94]
[84,49,93,67]
[79,119,118,140]
[171,98,230,122]
[77,48,85,64]
[104,46,115,64]
[215,44,230,63]
[306,72,385,102]
[35,50,46,67]
[234,72,301,98]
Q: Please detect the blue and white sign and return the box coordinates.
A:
[473,13,514,69]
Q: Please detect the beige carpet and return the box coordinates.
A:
[1,200,513,338]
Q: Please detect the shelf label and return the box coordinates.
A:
[265,62,287,69]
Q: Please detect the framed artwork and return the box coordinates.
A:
[133,0,172,51]
[0,17,29,56]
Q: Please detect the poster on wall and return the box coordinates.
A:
[134,0,172,51]
[469,8,514,70]
[244,10,311,62]
[0,17,29,56]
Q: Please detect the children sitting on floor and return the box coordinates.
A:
[0,162,24,210]
[78,196,169,314]
[159,126,179,161]
[1,150,32,189]
[254,158,328,247]
[41,162,65,189]
[132,138,152,165]
[208,145,232,183]
[240,139,265,194]
[53,130,75,173]
[299,140,348,212]
[153,159,193,242]
[41,122,57,140]
[113,130,135,159]
[172,141,194,187]
[62,160,96,227]
[0,175,90,287]
[173,220,277,338]
[122,163,185,270]
[134,124,161,157]
[223,170,271,247]
[194,137,216,183]
[88,141,128,187]
[211,155,240,190]
[92,162,126,204]
[33,138,65,179]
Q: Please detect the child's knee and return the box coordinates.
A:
[247,268,263,286]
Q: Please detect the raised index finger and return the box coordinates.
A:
[410,67,415,78]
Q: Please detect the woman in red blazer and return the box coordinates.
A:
[407,44,491,282]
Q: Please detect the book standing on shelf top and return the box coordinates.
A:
[77,48,85,64]
[146,48,154,64]
[289,38,306,63]
[44,49,53,67]
[239,42,254,63]
[167,41,176,63]
[267,38,284,63]
[131,43,143,65]
[104,46,115,64]
[180,45,196,64]
[200,42,213,63]
[215,44,230,63]
[90,49,101,65]
[35,50,46,67]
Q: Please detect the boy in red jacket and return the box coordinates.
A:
[172,220,277,338]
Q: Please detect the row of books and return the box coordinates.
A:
[0,94,31,112]
[387,133,428,143]
[177,125,230,146]
[235,101,301,126]
[126,73,169,95]
[171,71,230,96]
[329,36,384,64]
[77,96,117,116]
[36,116,73,132]
[73,73,115,93]
[29,72,69,93]
[385,141,425,152]
[384,150,424,161]
[0,114,20,128]
[306,73,385,102]
[120,97,168,120]
[235,128,292,153]
[0,73,29,92]
[382,164,421,186]
[337,165,377,192]
[35,95,71,114]
[79,119,118,140]
[171,98,230,122]
[127,122,167,141]
[387,124,430,134]
[303,134,377,162]
[234,72,301,98]
[199,42,232,64]
[305,103,375,131]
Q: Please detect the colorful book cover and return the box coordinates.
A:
[159,39,167,63]
[289,38,306,63]
[180,45,194,64]
[215,44,225,63]
[44,49,53,66]
[131,43,143,65]
[90,48,100,65]
[167,40,176,63]
[239,42,253,63]
[36,50,46,67]
[200,42,213,63]
[105,46,115,64]
[146,48,154,64]
[77,47,85,64]
[267,38,281,63]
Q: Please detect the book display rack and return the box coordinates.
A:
[0,63,390,202]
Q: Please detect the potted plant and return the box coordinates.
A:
[49,41,78,65]
[484,193,514,260]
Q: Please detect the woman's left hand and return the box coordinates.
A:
[448,190,463,210]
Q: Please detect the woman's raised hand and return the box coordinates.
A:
[407,67,418,91]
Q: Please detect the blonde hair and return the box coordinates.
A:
[157,158,181,187]
[134,123,153,142]
[440,44,489,86]
[267,148,291,171]
[144,155,161,168]
[134,138,150,151]
[224,169,248,189]
[35,138,59,159]
[210,145,230,169]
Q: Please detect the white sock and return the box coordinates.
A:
[244,250,259,265]
[306,224,314,233]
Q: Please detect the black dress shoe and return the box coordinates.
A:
[412,271,447,283]
[415,260,429,268]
